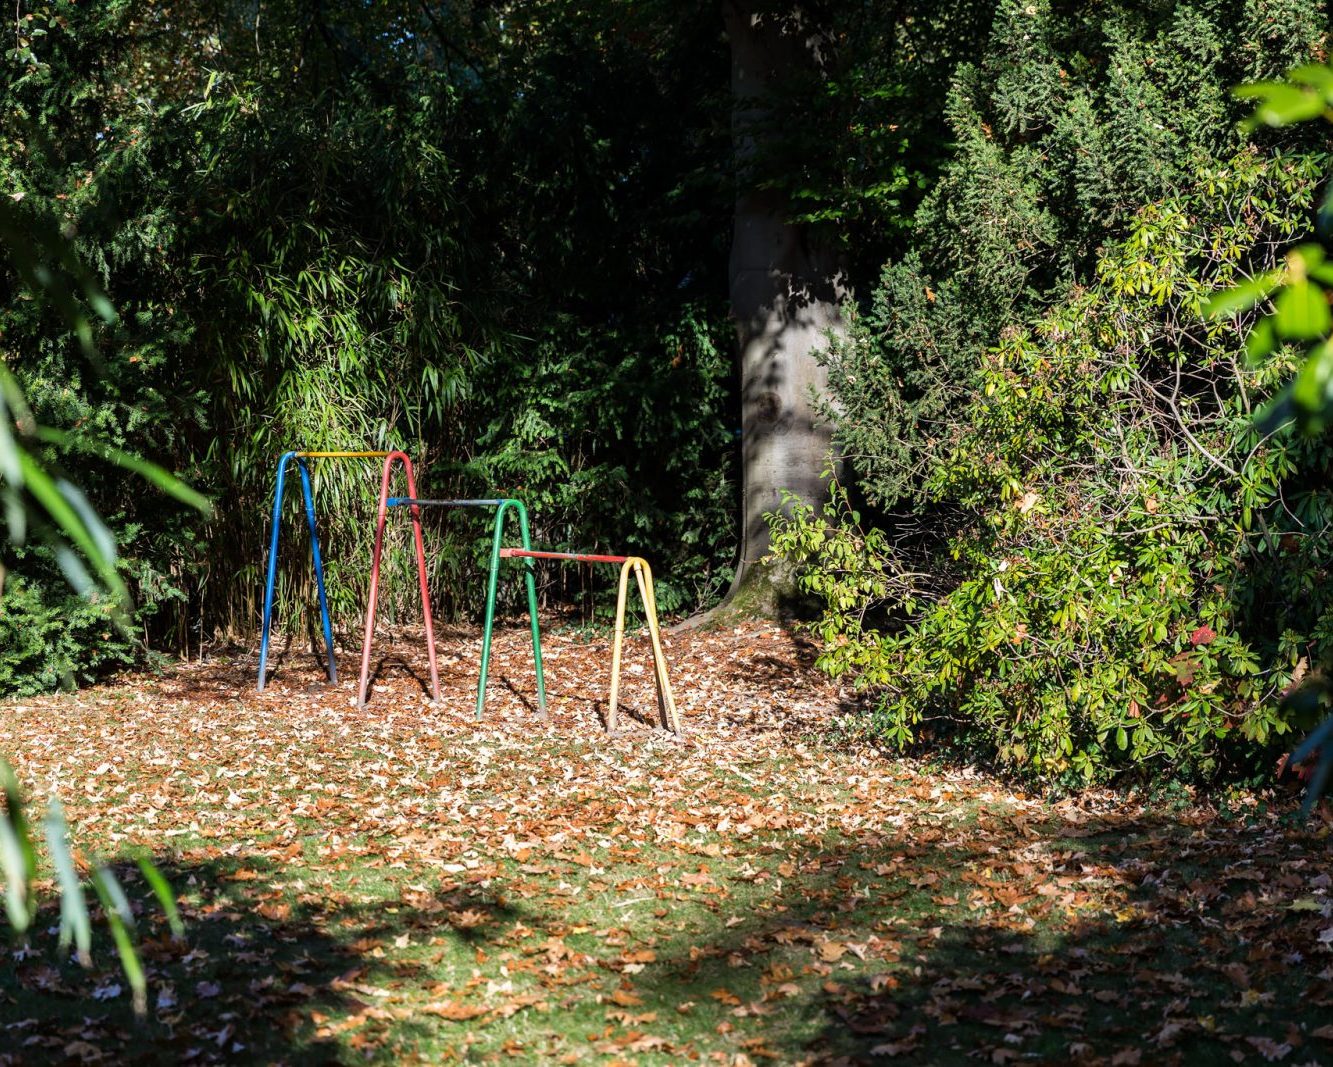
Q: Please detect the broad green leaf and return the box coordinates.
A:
[1202,270,1280,318]
[1287,62,1333,96]
[1289,242,1327,271]
[1244,315,1276,365]
[1274,279,1331,340]
[1255,388,1297,436]
[1290,338,1333,413]
[1234,81,1326,128]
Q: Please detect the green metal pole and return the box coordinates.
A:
[476,505,506,720]
[515,500,548,718]
[475,499,548,721]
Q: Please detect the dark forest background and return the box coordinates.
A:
[3,0,1331,785]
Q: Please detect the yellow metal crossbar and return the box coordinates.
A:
[294,451,393,459]
[607,557,681,735]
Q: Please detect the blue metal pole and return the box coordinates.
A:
[297,458,337,684]
[257,451,297,690]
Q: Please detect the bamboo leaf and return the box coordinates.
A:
[98,863,137,931]
[34,428,213,516]
[58,480,116,569]
[0,762,38,933]
[1300,752,1332,818]
[135,855,184,938]
[91,867,148,1017]
[44,801,93,967]
[0,812,32,932]
[14,450,127,605]
[53,544,97,598]
[1290,715,1333,765]
[0,375,23,486]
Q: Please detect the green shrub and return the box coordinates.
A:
[824,0,1328,510]
[773,152,1333,783]
[467,304,736,618]
[0,540,185,696]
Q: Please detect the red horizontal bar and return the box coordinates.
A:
[500,548,631,565]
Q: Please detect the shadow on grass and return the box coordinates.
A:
[4,805,1328,1065]
[361,653,435,703]
[625,808,1330,1065]
[1,851,530,1065]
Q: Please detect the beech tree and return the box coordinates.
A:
[717,1,987,605]
[723,0,846,604]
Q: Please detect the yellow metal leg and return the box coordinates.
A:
[606,559,634,732]
[633,565,667,725]
[631,559,682,736]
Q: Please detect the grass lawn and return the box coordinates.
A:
[2,622,1331,1065]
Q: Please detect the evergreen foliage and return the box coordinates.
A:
[773,152,1333,782]
[770,0,1333,784]
[4,0,1331,799]
[824,0,1327,508]
[1,0,739,686]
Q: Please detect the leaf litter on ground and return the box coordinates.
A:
[0,621,1330,1065]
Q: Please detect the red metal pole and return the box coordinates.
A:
[498,548,630,565]
[403,455,441,703]
[357,456,393,707]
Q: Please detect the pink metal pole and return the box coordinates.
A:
[356,458,392,707]
[357,452,441,707]
[403,455,441,704]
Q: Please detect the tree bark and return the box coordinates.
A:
[721,0,845,614]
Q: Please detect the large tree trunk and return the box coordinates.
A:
[721,0,845,615]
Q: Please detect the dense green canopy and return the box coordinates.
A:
[2,0,1331,793]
